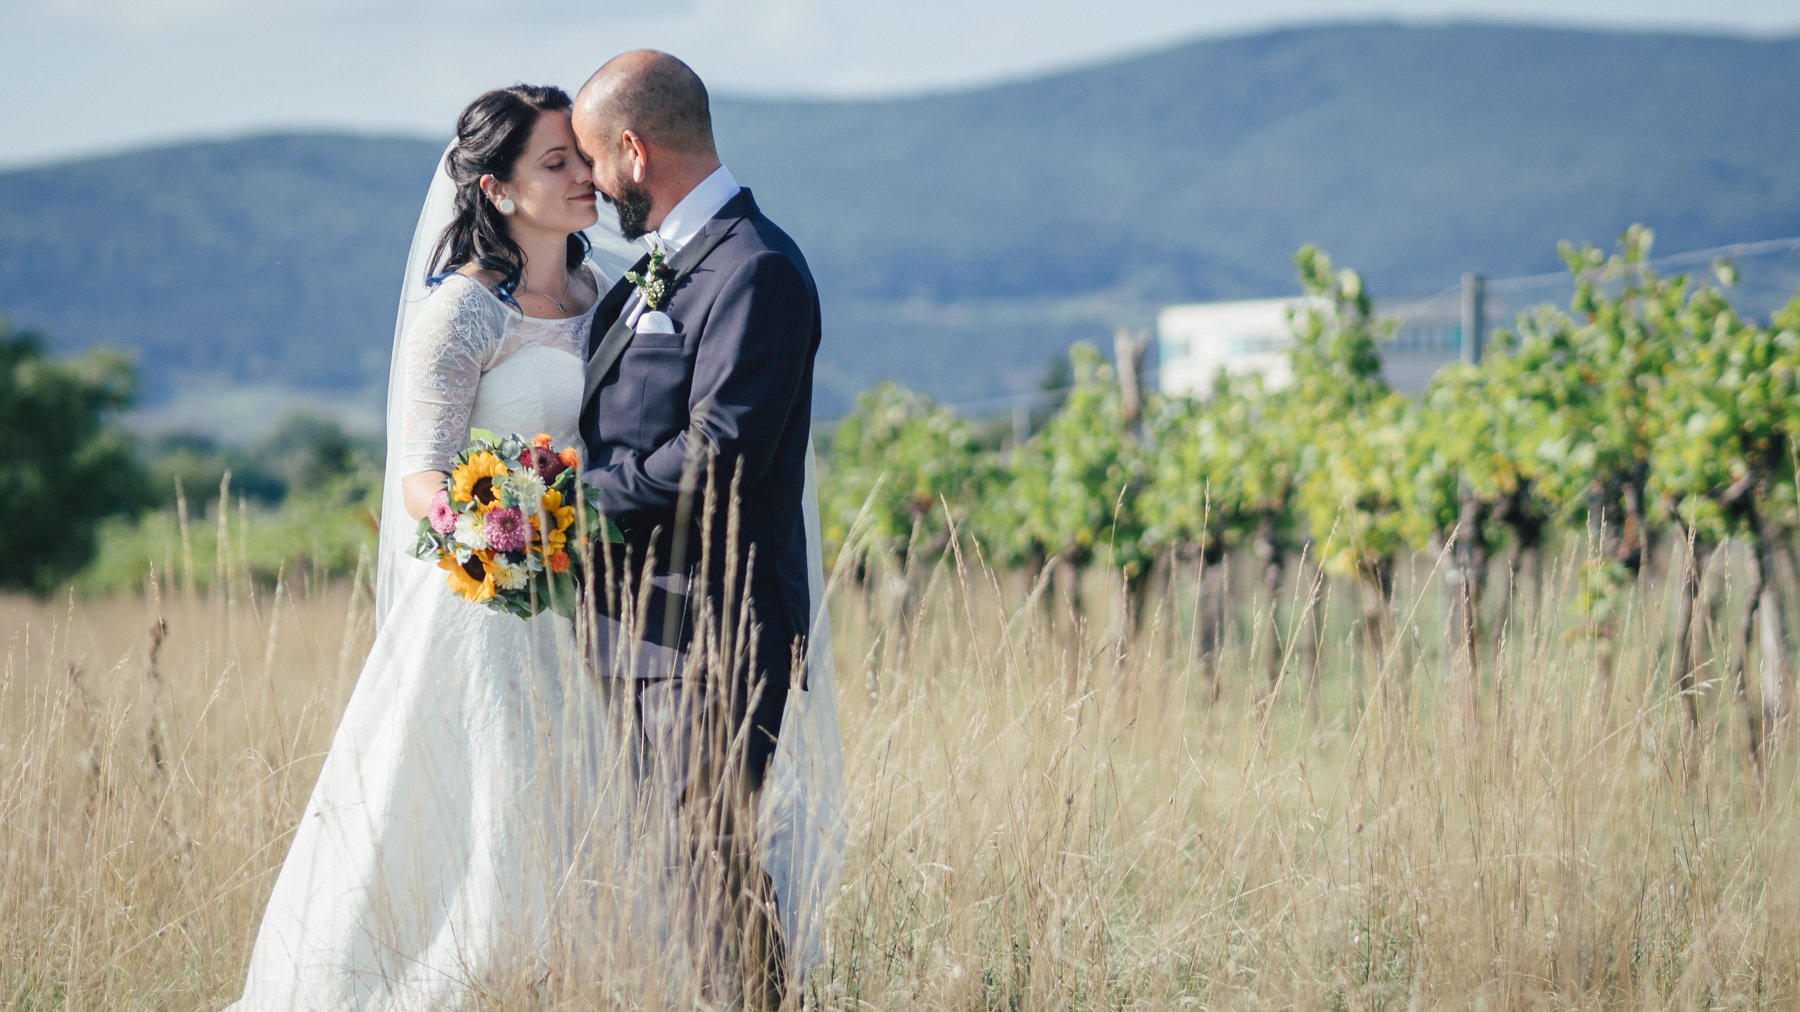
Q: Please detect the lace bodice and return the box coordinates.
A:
[397,264,603,475]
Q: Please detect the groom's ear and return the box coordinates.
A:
[621,130,647,183]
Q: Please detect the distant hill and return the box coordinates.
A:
[3,22,1798,430]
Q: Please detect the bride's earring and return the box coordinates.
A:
[497,197,517,215]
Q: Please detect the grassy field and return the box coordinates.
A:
[3,542,1798,1009]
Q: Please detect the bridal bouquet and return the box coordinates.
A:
[411,430,618,618]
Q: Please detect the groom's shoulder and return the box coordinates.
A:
[718,192,813,285]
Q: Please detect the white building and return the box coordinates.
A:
[1155,297,1312,397]
[1155,293,1467,397]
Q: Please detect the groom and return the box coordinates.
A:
[572,51,819,1005]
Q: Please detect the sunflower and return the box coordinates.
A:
[450,451,507,512]
[440,551,496,602]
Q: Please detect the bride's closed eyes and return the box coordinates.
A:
[496,112,599,234]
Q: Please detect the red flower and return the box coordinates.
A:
[518,445,568,484]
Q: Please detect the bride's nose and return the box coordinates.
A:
[572,160,593,187]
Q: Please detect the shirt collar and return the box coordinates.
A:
[651,164,739,254]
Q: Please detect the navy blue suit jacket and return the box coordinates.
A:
[579,189,819,687]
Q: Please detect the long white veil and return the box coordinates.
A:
[374,144,845,972]
[763,444,848,968]
[373,144,456,626]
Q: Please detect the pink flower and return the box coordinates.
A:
[484,507,528,553]
[428,489,457,535]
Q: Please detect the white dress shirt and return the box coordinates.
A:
[622,164,740,326]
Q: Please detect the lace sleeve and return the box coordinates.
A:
[395,277,507,475]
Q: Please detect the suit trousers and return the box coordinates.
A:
[627,672,790,1006]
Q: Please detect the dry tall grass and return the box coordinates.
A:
[3,540,1798,1009]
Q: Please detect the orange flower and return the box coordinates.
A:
[531,433,554,448]
[558,446,581,469]
[547,552,570,574]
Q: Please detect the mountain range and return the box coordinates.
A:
[3,21,1798,432]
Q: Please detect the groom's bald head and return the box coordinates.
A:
[575,50,716,158]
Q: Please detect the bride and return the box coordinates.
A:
[229,83,844,1009]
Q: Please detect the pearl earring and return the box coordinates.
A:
[497,197,516,215]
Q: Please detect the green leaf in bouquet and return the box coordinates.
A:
[588,502,624,544]
[544,570,581,620]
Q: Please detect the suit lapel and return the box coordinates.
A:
[588,255,647,349]
[583,254,648,405]
[582,201,746,404]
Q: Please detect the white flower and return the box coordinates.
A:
[453,513,489,551]
[493,560,530,591]
[507,472,547,508]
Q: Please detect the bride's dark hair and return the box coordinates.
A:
[428,84,590,303]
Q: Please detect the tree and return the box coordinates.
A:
[823,382,991,568]
[1649,272,1800,760]
[0,320,147,593]
[1285,248,1416,685]
[978,343,1151,659]
[260,414,369,494]
[821,382,994,666]
[1141,372,1309,692]
[1410,349,1554,692]
[1500,228,1681,685]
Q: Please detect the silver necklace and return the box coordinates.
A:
[521,273,572,313]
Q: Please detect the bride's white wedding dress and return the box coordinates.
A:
[233,268,617,1009]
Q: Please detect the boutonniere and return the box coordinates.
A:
[624,241,674,310]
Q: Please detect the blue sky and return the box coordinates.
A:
[3,0,1796,168]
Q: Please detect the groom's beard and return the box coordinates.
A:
[605,181,655,242]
